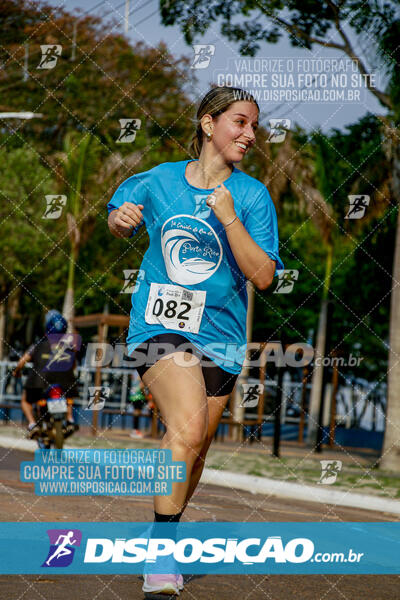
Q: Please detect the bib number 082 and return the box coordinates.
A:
[152,298,191,320]
[145,282,206,334]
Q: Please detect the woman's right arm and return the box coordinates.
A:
[108,202,144,238]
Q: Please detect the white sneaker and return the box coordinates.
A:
[140,525,183,594]
[142,573,179,595]
[176,573,184,590]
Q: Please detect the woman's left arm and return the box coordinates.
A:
[207,183,277,290]
[224,218,276,290]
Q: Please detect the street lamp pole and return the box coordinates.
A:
[125,0,130,32]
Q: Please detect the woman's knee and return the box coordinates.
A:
[170,418,208,452]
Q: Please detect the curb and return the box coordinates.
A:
[201,468,400,516]
[0,435,40,452]
[0,435,74,452]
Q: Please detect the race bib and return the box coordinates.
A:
[145,283,206,334]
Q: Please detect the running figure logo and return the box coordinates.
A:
[274,270,299,294]
[121,269,145,294]
[193,194,212,219]
[44,334,81,372]
[239,383,264,408]
[191,45,215,69]
[318,460,342,485]
[42,195,67,219]
[345,195,370,219]
[116,119,141,143]
[42,529,82,567]
[267,119,291,143]
[86,386,110,410]
[37,45,62,69]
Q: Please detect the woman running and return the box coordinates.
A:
[107,86,283,596]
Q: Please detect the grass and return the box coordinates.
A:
[205,449,400,499]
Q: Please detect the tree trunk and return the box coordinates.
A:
[0,299,5,360]
[6,287,21,343]
[63,287,75,328]
[380,144,400,470]
[63,243,77,330]
[307,244,333,446]
[25,315,35,345]
[307,297,328,446]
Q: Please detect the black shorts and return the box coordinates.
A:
[132,333,239,397]
[24,388,45,404]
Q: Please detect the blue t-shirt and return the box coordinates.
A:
[107,159,283,374]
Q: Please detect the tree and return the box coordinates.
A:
[162,0,400,470]
[0,0,196,157]
[253,115,391,376]
[0,0,198,345]
[0,146,56,356]
[54,132,100,327]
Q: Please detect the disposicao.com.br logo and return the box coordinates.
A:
[85,534,315,565]
[83,535,365,569]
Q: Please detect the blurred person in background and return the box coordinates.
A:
[13,310,80,437]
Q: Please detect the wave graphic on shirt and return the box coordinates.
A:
[161,218,222,285]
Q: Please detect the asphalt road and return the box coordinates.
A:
[0,448,399,600]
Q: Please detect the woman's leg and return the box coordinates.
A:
[182,393,230,512]
[141,352,209,516]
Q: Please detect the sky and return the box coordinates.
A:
[47,0,386,133]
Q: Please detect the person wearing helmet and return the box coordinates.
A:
[13,310,80,437]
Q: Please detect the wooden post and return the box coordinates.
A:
[151,405,159,439]
[329,357,339,447]
[92,321,105,436]
[232,281,255,441]
[273,363,284,457]
[298,365,309,443]
[228,390,235,440]
[315,300,334,453]
[257,342,267,442]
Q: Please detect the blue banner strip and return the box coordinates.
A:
[0,522,399,574]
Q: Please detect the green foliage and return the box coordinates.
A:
[0,146,54,282]
[0,144,67,321]
[251,112,392,380]
[0,0,197,345]
[253,216,325,343]
[0,2,196,159]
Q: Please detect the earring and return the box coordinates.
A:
[207,131,212,139]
